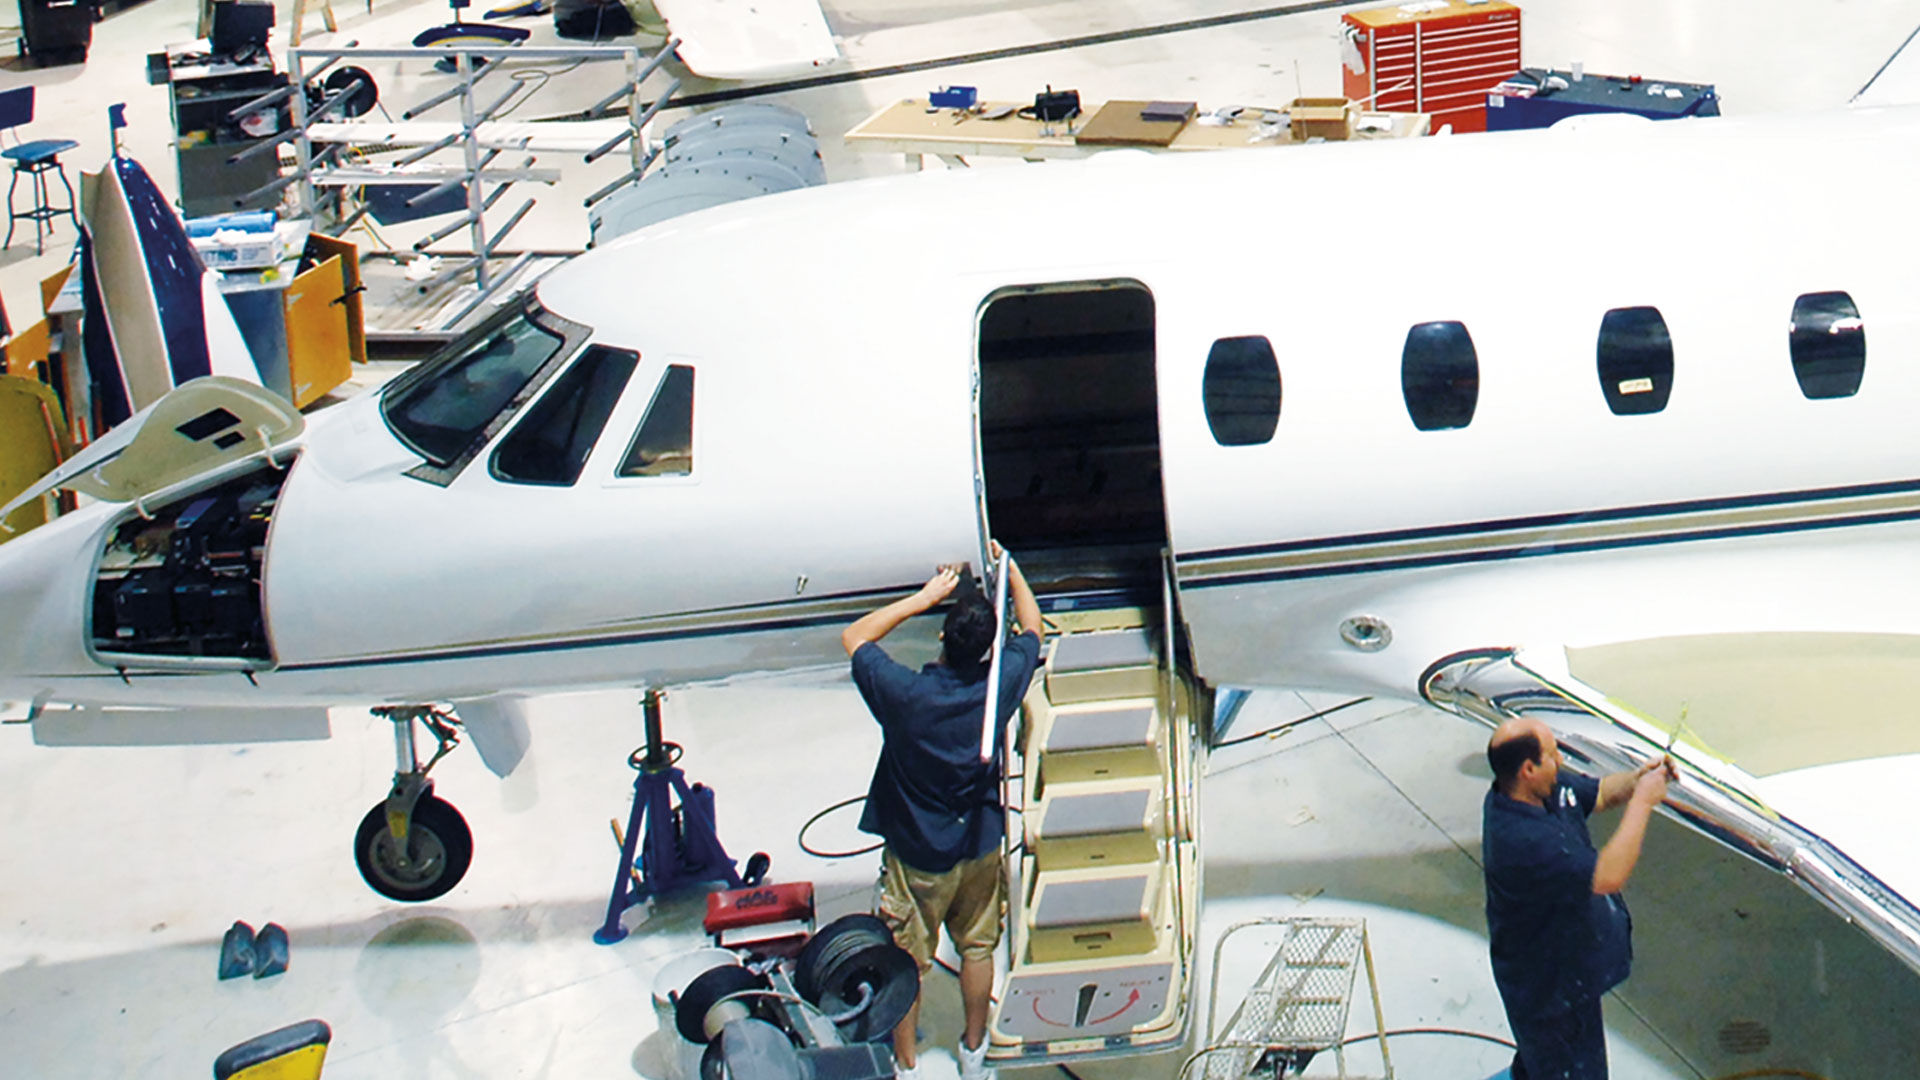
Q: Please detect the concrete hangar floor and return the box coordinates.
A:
[4,0,1920,1078]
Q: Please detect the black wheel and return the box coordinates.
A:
[795,914,917,1043]
[794,913,890,1002]
[354,794,473,902]
[675,964,766,1044]
[742,851,771,886]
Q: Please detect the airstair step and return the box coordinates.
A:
[1027,863,1164,963]
[1036,700,1161,784]
[1046,630,1158,704]
[1029,778,1162,870]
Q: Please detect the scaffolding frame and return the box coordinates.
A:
[236,42,678,325]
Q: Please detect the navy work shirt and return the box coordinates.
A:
[852,631,1042,874]
[1482,771,1632,1020]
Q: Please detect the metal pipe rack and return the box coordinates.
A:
[251,42,672,323]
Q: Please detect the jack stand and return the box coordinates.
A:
[594,689,769,945]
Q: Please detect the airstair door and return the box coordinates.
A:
[972,279,1203,1065]
[972,279,1167,593]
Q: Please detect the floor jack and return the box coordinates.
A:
[595,689,770,945]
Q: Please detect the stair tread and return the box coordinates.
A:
[1031,866,1159,928]
[1044,704,1156,753]
[1037,785,1156,838]
[1049,629,1156,674]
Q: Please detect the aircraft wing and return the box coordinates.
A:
[1424,642,1920,976]
[653,0,839,79]
[1853,22,1920,105]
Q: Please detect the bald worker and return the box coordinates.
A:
[1482,718,1675,1080]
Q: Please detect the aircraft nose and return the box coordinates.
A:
[0,510,101,700]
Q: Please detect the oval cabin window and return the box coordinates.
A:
[1597,306,1674,415]
[1789,291,1865,399]
[1202,336,1281,446]
[1401,321,1478,431]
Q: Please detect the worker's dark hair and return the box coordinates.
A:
[1487,733,1543,791]
[942,572,996,680]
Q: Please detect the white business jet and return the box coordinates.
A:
[3,103,1920,989]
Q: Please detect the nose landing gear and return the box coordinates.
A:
[355,706,474,902]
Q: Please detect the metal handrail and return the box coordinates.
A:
[978,550,1012,764]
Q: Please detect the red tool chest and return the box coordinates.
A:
[1341,1,1522,134]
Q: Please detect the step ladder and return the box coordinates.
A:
[1192,918,1392,1080]
[988,603,1205,1065]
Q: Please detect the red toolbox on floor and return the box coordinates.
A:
[1341,1,1522,134]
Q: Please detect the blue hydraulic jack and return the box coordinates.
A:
[594,689,770,945]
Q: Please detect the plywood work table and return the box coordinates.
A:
[845,98,1430,169]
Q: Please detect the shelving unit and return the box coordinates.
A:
[160,47,289,218]
[279,43,676,329]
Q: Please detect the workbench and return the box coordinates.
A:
[845,98,1429,169]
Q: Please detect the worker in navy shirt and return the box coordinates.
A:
[843,545,1043,1080]
[1483,717,1675,1080]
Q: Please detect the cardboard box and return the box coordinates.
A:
[1289,97,1352,141]
[191,218,309,270]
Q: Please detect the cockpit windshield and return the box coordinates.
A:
[381,305,569,467]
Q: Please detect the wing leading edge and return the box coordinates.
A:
[1424,644,1920,979]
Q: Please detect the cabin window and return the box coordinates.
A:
[620,364,695,477]
[1597,306,1673,415]
[1401,321,1478,431]
[1789,291,1865,399]
[383,309,567,465]
[492,346,639,486]
[1202,336,1281,446]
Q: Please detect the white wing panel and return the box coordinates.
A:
[654,0,839,79]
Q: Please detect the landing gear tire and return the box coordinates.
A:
[354,794,473,902]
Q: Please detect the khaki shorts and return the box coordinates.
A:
[876,846,1005,972]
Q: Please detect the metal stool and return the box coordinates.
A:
[0,86,80,254]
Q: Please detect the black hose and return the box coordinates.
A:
[1338,1026,1516,1050]
[1213,696,1373,749]
[798,795,882,859]
[800,794,1019,857]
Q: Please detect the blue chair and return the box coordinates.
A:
[0,86,81,254]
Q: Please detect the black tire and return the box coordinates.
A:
[354,794,473,902]
[742,851,771,887]
[676,964,766,1044]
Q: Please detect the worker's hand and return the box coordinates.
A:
[1637,754,1679,782]
[914,566,961,608]
[989,539,1023,580]
[1631,760,1669,807]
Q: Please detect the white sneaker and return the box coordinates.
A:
[958,1037,994,1080]
[895,1058,922,1080]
